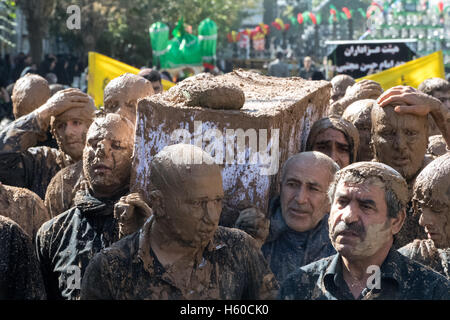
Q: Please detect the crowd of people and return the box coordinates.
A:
[0,52,449,301]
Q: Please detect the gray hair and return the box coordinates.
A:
[327,162,408,219]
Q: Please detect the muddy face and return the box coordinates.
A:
[53,107,95,161]
[82,114,134,197]
[419,205,450,248]
[161,165,224,248]
[414,153,450,248]
[103,73,154,124]
[313,128,350,169]
[371,105,428,181]
[329,179,395,259]
[280,154,333,232]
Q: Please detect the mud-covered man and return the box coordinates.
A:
[236,152,339,283]
[36,113,149,300]
[279,162,450,300]
[81,144,279,300]
[0,183,50,241]
[44,74,155,217]
[327,79,382,116]
[0,215,46,299]
[330,74,355,104]
[103,72,154,124]
[304,116,359,169]
[0,87,95,200]
[372,85,450,247]
[342,99,376,162]
[399,152,450,279]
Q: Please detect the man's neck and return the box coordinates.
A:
[90,184,129,201]
[341,243,392,298]
[149,221,205,268]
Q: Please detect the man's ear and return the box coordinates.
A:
[391,208,406,235]
[149,190,164,218]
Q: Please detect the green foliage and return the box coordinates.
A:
[48,0,255,67]
[0,0,17,47]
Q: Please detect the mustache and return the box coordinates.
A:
[331,221,366,240]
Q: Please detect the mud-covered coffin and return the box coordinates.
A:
[131,69,331,226]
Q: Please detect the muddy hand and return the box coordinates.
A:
[35,88,91,129]
[410,239,439,264]
[235,207,269,248]
[419,239,438,261]
[114,192,153,238]
[377,86,442,116]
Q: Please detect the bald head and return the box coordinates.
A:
[331,74,355,103]
[418,78,450,96]
[281,151,340,184]
[12,74,50,118]
[103,73,155,124]
[150,144,222,196]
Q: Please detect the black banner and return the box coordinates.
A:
[327,40,416,79]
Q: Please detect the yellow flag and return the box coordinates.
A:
[357,50,445,90]
[88,52,175,107]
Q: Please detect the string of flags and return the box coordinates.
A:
[227,1,449,43]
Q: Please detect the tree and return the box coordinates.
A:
[16,0,56,64]
[0,0,17,49]
[48,0,255,67]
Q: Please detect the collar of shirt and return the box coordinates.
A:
[73,183,129,216]
[137,216,228,276]
[323,248,403,299]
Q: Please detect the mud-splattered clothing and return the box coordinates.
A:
[0,183,50,240]
[36,186,127,300]
[0,111,72,199]
[261,196,335,283]
[81,218,279,300]
[399,240,450,279]
[279,248,450,300]
[45,161,83,217]
[0,215,46,299]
